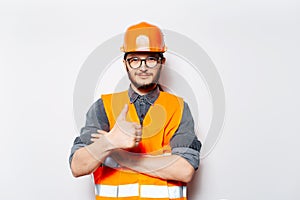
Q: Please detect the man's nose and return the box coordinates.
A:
[139,60,147,71]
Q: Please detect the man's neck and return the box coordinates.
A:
[130,83,157,95]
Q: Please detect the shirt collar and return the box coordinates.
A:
[128,85,160,105]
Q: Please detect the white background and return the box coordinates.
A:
[1,0,300,199]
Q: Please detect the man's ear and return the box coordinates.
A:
[123,60,129,72]
[161,57,166,65]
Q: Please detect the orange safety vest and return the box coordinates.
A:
[93,90,187,200]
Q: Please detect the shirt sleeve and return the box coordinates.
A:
[170,102,202,170]
[69,99,110,165]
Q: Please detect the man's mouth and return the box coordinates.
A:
[136,73,152,78]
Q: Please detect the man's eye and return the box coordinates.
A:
[147,57,157,61]
[130,58,140,62]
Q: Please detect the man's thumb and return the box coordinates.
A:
[117,104,128,121]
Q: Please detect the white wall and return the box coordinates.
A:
[0,0,299,199]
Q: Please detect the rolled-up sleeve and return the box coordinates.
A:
[170,102,202,170]
[69,99,109,165]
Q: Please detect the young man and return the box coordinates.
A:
[70,22,201,199]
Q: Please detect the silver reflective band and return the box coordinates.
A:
[140,185,168,198]
[95,184,118,198]
[168,186,187,199]
[95,183,139,197]
[141,185,186,198]
[95,184,186,198]
[118,183,139,197]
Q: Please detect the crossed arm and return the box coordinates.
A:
[110,149,195,183]
[71,129,195,183]
[70,101,200,183]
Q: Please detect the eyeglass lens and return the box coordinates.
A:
[127,57,160,69]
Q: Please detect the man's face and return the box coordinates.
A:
[124,52,165,90]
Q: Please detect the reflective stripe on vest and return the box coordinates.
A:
[95,183,139,197]
[95,184,187,198]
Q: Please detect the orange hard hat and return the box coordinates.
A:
[121,22,167,53]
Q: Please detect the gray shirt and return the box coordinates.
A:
[69,86,201,170]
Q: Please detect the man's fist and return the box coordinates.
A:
[105,104,142,149]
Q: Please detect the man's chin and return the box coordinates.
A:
[136,83,156,90]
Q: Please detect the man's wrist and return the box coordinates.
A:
[85,134,116,161]
[101,133,118,151]
[104,131,119,149]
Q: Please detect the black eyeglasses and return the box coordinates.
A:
[126,56,163,69]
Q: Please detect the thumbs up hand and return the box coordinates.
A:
[105,104,142,149]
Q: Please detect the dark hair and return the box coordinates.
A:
[123,52,164,60]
